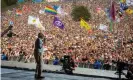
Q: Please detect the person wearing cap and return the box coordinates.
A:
[34,32,45,79]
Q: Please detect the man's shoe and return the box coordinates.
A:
[34,75,38,79]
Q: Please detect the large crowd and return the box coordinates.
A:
[1,0,133,70]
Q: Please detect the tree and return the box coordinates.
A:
[1,0,7,8]
[71,6,91,21]
[1,0,18,11]
[2,0,17,6]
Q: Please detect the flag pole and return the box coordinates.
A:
[80,17,82,41]
[110,20,113,32]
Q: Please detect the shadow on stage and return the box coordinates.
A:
[34,78,45,80]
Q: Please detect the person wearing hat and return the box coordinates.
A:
[34,32,45,79]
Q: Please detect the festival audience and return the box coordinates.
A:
[1,0,133,70]
[1,51,8,60]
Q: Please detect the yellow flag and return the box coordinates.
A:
[120,0,126,3]
[80,18,91,30]
[126,9,133,15]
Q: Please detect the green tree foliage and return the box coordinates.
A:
[1,0,7,8]
[1,0,17,8]
[1,0,18,11]
[5,0,18,6]
[71,6,91,21]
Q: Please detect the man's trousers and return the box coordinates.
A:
[34,52,43,77]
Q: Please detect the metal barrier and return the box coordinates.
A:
[5,56,117,71]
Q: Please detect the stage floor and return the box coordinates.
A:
[1,68,113,80]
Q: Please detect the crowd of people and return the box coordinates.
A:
[1,0,133,70]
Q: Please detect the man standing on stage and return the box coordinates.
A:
[34,33,45,79]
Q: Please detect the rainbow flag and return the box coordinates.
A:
[45,6,57,15]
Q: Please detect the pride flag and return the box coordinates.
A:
[45,6,57,15]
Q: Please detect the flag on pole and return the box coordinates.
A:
[35,21,45,30]
[57,6,68,16]
[45,6,57,15]
[110,1,116,21]
[80,18,91,30]
[105,8,112,21]
[53,5,59,10]
[126,0,133,6]
[120,2,128,12]
[28,16,45,30]
[125,8,133,14]
[53,17,64,29]
[16,9,22,16]
[28,16,38,25]
[120,0,126,3]
[39,10,45,14]
[99,24,108,32]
